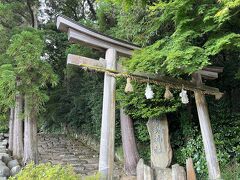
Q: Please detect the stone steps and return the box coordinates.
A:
[38,134,122,178]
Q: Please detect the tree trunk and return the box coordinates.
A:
[8,108,14,153]
[32,5,38,28]
[26,0,38,28]
[23,96,38,164]
[120,109,139,175]
[22,2,38,165]
[13,93,24,160]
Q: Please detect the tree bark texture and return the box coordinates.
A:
[13,93,24,160]
[26,0,38,28]
[120,109,139,175]
[23,96,38,164]
[22,1,38,165]
[8,108,14,153]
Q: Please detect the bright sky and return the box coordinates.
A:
[38,0,50,24]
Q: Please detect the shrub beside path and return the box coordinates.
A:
[38,133,123,179]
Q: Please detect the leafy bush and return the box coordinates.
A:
[117,78,181,119]
[9,163,80,180]
[134,120,151,162]
[84,173,101,180]
[115,146,124,162]
[0,114,8,133]
[221,161,240,180]
[172,97,240,178]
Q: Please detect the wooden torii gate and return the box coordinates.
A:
[57,15,222,180]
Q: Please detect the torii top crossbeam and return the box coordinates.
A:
[56,15,223,97]
[57,15,140,57]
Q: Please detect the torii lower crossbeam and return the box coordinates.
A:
[67,54,223,97]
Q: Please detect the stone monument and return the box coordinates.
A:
[147,115,172,168]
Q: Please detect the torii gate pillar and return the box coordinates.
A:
[193,73,221,180]
[99,48,117,178]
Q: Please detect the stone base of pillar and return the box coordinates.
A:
[120,176,137,180]
[136,159,187,180]
[154,164,186,180]
[137,159,154,180]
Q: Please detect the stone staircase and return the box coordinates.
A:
[38,133,123,178]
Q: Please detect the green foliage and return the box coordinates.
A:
[117,78,181,119]
[108,5,149,45]
[128,39,210,75]
[205,33,240,56]
[134,120,151,162]
[0,2,24,29]
[209,97,240,163]
[125,0,240,75]
[0,113,8,133]
[96,1,117,34]
[0,64,16,109]
[6,30,58,113]
[221,161,240,180]
[0,29,11,53]
[172,96,240,177]
[0,0,39,29]
[115,146,124,161]
[9,162,80,180]
[46,0,97,21]
[103,0,149,9]
[215,0,240,24]
[134,120,149,142]
[174,128,208,175]
[0,28,58,134]
[84,173,101,180]
[7,31,44,74]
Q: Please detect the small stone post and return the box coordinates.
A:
[137,159,154,180]
[186,158,196,180]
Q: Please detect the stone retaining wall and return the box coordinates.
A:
[70,132,100,152]
[69,132,124,163]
